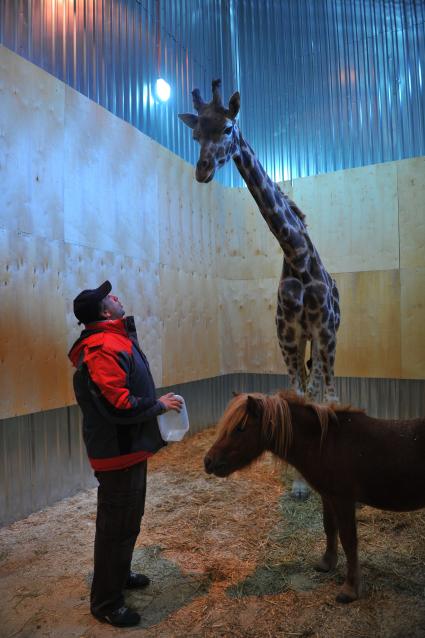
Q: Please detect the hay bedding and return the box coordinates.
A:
[1,428,425,637]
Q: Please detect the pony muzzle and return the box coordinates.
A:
[204,454,228,476]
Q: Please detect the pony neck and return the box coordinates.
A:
[267,400,327,473]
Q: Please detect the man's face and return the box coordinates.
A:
[101,294,125,320]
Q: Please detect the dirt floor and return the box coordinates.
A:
[1,427,425,638]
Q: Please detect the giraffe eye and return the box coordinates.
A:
[224,126,233,135]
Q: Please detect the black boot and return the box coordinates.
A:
[125,571,151,589]
[92,605,141,627]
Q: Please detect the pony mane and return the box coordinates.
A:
[217,392,293,457]
[217,390,364,458]
[277,390,364,415]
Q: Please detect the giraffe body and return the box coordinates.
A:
[179,80,340,404]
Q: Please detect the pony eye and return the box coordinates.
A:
[235,423,245,432]
[224,126,233,135]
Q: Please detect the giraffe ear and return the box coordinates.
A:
[228,91,240,119]
[178,113,198,129]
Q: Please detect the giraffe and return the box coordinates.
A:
[179,80,340,499]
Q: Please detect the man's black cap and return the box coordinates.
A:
[73,280,112,325]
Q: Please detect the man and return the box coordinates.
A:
[68,280,182,627]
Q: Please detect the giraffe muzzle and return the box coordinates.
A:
[196,160,215,183]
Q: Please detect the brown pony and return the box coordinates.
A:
[204,390,425,603]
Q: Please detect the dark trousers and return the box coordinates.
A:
[90,461,147,616]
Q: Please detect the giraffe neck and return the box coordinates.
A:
[232,129,311,270]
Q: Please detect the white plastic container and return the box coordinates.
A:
[157,395,189,442]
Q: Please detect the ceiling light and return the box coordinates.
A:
[155,78,171,102]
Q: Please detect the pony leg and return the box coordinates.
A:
[333,499,360,603]
[315,496,338,572]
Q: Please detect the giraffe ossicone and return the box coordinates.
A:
[179,79,340,410]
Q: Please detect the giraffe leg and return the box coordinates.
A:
[289,337,311,500]
[297,338,308,394]
[319,331,338,403]
[290,473,310,501]
[306,339,322,402]
[276,324,311,501]
[276,318,306,395]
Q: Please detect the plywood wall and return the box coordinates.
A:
[1,45,424,420]
[0,45,222,418]
[281,158,425,381]
[217,159,424,382]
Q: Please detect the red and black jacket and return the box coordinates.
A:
[68,316,166,471]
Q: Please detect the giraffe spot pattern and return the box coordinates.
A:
[241,148,252,170]
[184,89,340,401]
[251,166,264,189]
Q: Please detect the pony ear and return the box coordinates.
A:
[232,391,240,397]
[178,113,199,129]
[228,91,240,119]
[246,395,261,417]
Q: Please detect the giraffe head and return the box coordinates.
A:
[178,79,240,183]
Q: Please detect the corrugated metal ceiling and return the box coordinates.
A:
[0,0,424,184]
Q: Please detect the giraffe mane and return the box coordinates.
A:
[276,184,307,226]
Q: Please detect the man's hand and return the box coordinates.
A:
[159,392,183,412]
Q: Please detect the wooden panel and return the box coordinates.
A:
[398,157,425,269]
[0,45,65,240]
[244,188,283,279]
[400,268,425,379]
[334,270,401,378]
[0,229,68,418]
[217,186,282,280]
[158,152,218,275]
[218,278,284,375]
[64,86,160,264]
[282,161,399,273]
[160,265,220,385]
[157,152,188,270]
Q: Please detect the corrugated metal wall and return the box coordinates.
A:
[0,0,236,185]
[0,0,424,185]
[2,374,425,526]
[234,0,425,181]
